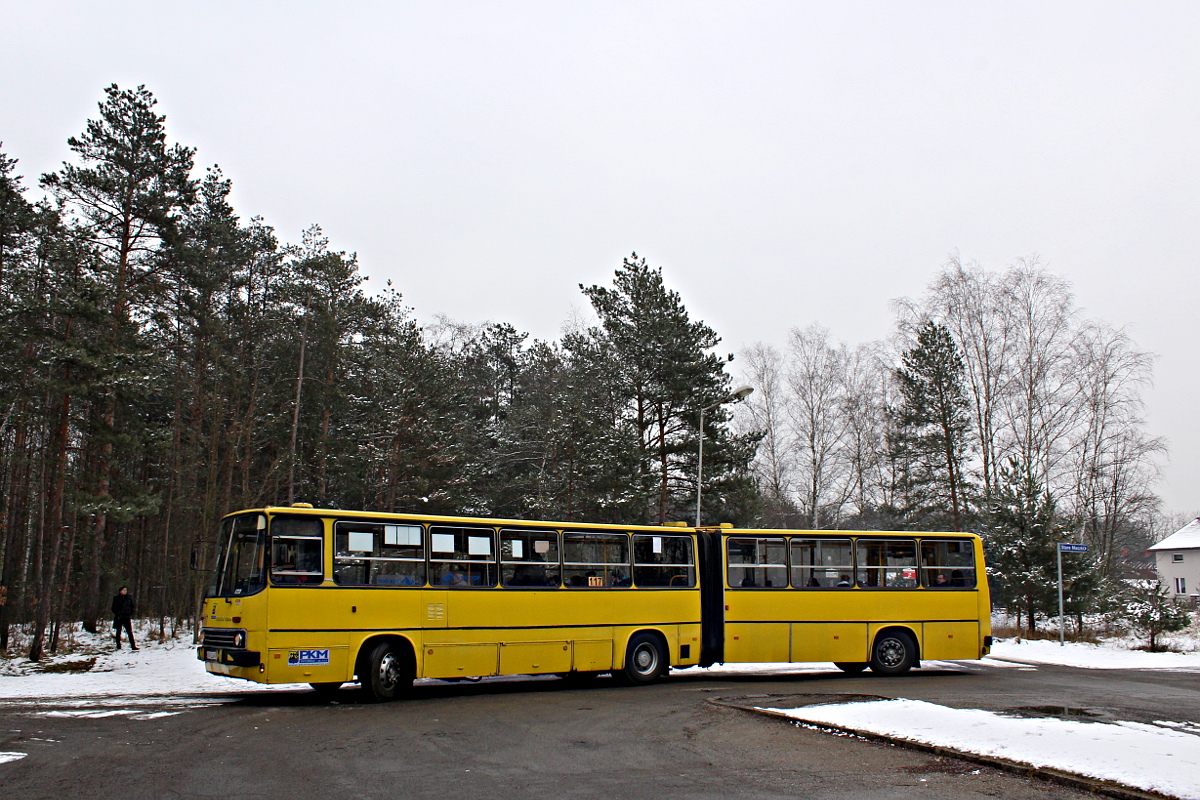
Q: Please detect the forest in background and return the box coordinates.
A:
[0,85,758,657]
[0,85,1178,658]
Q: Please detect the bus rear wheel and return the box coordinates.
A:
[869,630,916,676]
[362,640,412,702]
[833,662,868,674]
[618,633,667,685]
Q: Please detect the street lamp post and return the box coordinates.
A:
[696,385,753,527]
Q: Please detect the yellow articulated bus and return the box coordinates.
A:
[196,505,991,701]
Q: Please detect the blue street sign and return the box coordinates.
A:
[1059,543,1089,553]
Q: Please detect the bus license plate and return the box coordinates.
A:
[205,648,219,662]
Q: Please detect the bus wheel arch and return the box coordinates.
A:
[356,635,416,702]
[869,627,919,676]
[617,629,669,685]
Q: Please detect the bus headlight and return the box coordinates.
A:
[234,632,246,648]
[197,630,205,645]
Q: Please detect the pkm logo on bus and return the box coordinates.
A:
[287,649,330,666]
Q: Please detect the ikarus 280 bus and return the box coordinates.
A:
[197,504,991,700]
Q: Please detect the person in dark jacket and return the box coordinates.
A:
[111,586,137,650]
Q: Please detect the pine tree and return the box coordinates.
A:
[0,147,103,657]
[41,85,196,631]
[983,457,1072,634]
[0,147,45,651]
[277,226,382,507]
[1120,581,1192,652]
[489,337,642,522]
[343,283,465,515]
[147,166,282,624]
[891,320,974,529]
[580,254,759,524]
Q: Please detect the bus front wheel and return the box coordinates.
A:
[362,640,412,702]
[619,633,667,685]
[869,630,916,676]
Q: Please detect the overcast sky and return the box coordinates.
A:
[2,2,1197,514]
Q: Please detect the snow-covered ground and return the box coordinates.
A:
[761,698,1200,800]
[738,635,1200,799]
[0,622,293,704]
[0,639,291,702]
[990,637,1200,671]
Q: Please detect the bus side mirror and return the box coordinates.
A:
[191,540,214,571]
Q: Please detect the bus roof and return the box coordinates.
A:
[223,506,697,534]
[221,507,978,539]
[712,527,982,540]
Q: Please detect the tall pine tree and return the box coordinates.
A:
[580,254,759,524]
[41,84,196,631]
[890,320,974,529]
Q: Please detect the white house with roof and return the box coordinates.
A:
[1149,518,1200,603]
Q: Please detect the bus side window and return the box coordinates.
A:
[332,522,426,586]
[562,532,630,588]
[500,529,560,587]
[727,537,787,588]
[632,535,695,588]
[270,517,324,586]
[920,539,976,588]
[374,524,426,586]
[789,537,853,588]
[334,522,378,585]
[430,525,497,588]
[856,539,918,588]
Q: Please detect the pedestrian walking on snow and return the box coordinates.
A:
[112,586,138,650]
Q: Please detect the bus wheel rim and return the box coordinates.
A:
[378,652,400,689]
[634,643,657,674]
[879,638,904,667]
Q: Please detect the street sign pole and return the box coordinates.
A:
[1058,545,1064,646]
[1056,542,1089,646]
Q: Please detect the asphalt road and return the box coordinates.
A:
[2,659,1196,799]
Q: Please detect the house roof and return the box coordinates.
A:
[1149,518,1200,551]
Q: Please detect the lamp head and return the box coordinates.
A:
[730,385,754,401]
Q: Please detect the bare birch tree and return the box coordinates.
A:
[1068,321,1164,570]
[1000,260,1080,490]
[740,343,797,525]
[785,325,855,528]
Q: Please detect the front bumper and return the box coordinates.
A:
[197,646,261,668]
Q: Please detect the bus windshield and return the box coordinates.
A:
[211,513,267,597]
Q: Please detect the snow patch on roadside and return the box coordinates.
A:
[763,698,1200,800]
[0,638,294,702]
[33,708,185,720]
[990,638,1200,671]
